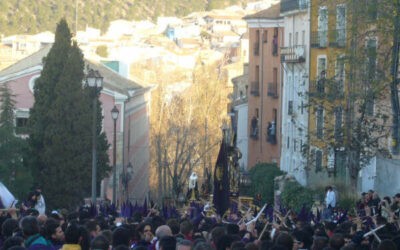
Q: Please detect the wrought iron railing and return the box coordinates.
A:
[267,82,278,98]
[250,81,260,96]
[280,45,306,63]
[329,29,346,48]
[311,31,328,48]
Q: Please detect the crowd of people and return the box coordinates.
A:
[1,187,400,250]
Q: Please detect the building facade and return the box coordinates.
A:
[0,45,151,203]
[308,0,348,185]
[279,0,310,186]
[244,4,283,168]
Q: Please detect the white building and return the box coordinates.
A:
[279,0,310,186]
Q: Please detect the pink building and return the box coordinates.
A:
[0,45,151,203]
[244,4,284,168]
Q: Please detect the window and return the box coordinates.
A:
[300,139,303,152]
[327,147,335,170]
[267,119,277,144]
[288,100,293,115]
[336,5,346,47]
[366,39,377,81]
[335,56,345,96]
[263,30,268,43]
[289,33,292,47]
[317,57,327,79]
[15,117,28,135]
[318,7,328,47]
[295,32,299,46]
[365,38,377,115]
[302,30,305,45]
[316,150,323,171]
[335,150,346,175]
[255,65,260,82]
[251,110,259,139]
[316,106,324,139]
[366,0,377,20]
[15,109,30,135]
[334,106,343,141]
[366,99,375,116]
[273,28,278,56]
[254,30,260,55]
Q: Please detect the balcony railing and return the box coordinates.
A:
[310,79,345,100]
[311,31,328,48]
[250,81,260,96]
[267,82,279,98]
[280,45,306,63]
[309,79,325,98]
[253,42,260,56]
[329,29,346,48]
[280,0,308,14]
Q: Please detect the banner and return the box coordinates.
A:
[213,139,230,216]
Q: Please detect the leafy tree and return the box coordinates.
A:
[0,83,31,199]
[306,0,396,190]
[27,19,110,210]
[281,181,314,212]
[248,163,284,204]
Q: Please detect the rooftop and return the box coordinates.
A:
[243,3,282,20]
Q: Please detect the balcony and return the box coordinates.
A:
[309,79,325,98]
[310,79,345,100]
[266,121,277,144]
[267,82,279,98]
[329,29,346,48]
[253,42,260,56]
[280,0,308,14]
[311,31,328,48]
[250,81,260,96]
[280,45,306,63]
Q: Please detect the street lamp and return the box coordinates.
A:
[111,105,119,204]
[86,68,103,204]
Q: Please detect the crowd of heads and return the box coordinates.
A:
[2,189,400,250]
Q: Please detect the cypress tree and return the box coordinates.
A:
[28,19,110,209]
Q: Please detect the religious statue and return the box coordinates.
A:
[186,172,199,201]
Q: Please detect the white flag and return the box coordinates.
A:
[0,182,17,208]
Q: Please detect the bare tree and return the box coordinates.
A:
[150,60,230,204]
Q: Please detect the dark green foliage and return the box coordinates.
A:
[28,19,110,210]
[281,181,314,212]
[0,84,32,199]
[0,84,15,131]
[247,163,284,204]
[0,0,251,36]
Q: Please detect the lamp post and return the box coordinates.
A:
[86,69,103,204]
[111,105,119,204]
